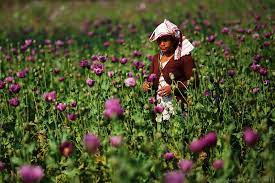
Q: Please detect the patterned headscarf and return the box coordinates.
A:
[149,19,194,60]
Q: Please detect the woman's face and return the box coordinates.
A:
[157,35,175,54]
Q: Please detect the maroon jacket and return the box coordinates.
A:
[149,53,199,104]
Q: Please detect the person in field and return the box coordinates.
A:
[143,19,199,122]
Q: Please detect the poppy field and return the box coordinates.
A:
[0,0,274,182]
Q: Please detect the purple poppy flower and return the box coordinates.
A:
[189,139,205,153]
[91,62,104,76]
[5,55,12,62]
[59,141,74,157]
[147,55,154,62]
[25,39,32,46]
[221,27,230,34]
[21,45,28,52]
[71,101,77,107]
[192,40,201,47]
[207,35,216,42]
[250,87,260,94]
[147,73,157,82]
[243,128,259,146]
[19,165,44,183]
[154,105,164,113]
[108,71,114,78]
[4,76,14,83]
[124,77,136,87]
[56,103,67,112]
[87,31,94,37]
[103,41,110,48]
[58,77,65,82]
[194,25,201,32]
[164,171,185,183]
[253,54,262,62]
[55,40,64,47]
[264,32,272,38]
[263,41,270,47]
[86,78,95,87]
[9,97,20,107]
[202,132,217,147]
[263,80,270,85]
[215,40,224,46]
[203,90,211,97]
[43,91,56,102]
[111,56,118,63]
[163,152,174,160]
[0,161,4,172]
[110,136,123,147]
[133,61,145,69]
[116,38,125,44]
[98,55,107,62]
[26,55,35,62]
[91,55,98,61]
[104,98,124,119]
[250,63,260,71]
[67,113,77,121]
[258,67,268,76]
[17,70,27,78]
[148,97,156,104]
[252,33,260,39]
[120,58,128,64]
[83,133,100,153]
[132,50,142,57]
[80,60,89,68]
[44,39,51,45]
[212,160,224,170]
[228,69,236,77]
[9,83,21,93]
[0,80,5,89]
[178,159,193,173]
[127,72,134,77]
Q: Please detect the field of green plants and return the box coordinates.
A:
[0,0,274,182]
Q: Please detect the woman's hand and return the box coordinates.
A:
[157,85,171,97]
[142,81,152,92]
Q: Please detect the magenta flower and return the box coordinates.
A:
[207,35,216,42]
[84,133,100,153]
[132,50,142,57]
[258,67,268,76]
[253,54,262,62]
[43,91,56,102]
[87,31,94,37]
[71,101,77,108]
[148,97,156,104]
[147,55,154,62]
[203,90,211,97]
[252,33,260,40]
[124,77,136,87]
[107,71,114,78]
[55,40,64,47]
[163,152,174,160]
[201,132,217,147]
[98,55,107,62]
[86,78,95,87]
[8,97,20,107]
[111,56,118,63]
[17,70,27,78]
[228,69,236,77]
[104,98,124,119]
[213,160,224,170]
[5,76,14,83]
[91,62,104,76]
[250,63,260,71]
[103,41,110,48]
[67,113,77,121]
[9,83,21,93]
[133,61,145,69]
[128,72,134,77]
[19,165,44,183]
[154,105,164,113]
[120,58,128,64]
[147,73,157,82]
[189,139,205,153]
[263,41,270,47]
[56,103,67,112]
[221,27,230,34]
[59,141,74,157]
[243,128,259,146]
[25,39,32,46]
[0,161,5,172]
[178,159,193,173]
[79,59,89,68]
[263,80,270,85]
[110,136,123,147]
[164,171,185,183]
[0,80,5,89]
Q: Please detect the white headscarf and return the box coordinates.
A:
[149,19,194,60]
